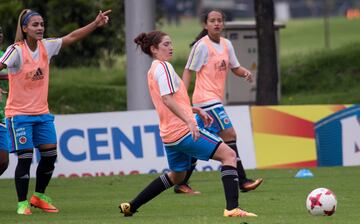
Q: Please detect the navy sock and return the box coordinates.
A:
[15,151,33,202]
[221,165,239,210]
[130,173,173,212]
[35,148,57,193]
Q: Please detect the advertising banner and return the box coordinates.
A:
[251,105,347,168]
[315,105,360,166]
[1,106,255,179]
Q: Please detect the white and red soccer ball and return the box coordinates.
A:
[306,188,337,216]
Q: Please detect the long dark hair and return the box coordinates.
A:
[134,31,167,57]
[189,9,226,47]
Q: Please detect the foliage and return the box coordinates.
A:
[281,42,360,95]
[0,0,23,45]
[0,0,124,67]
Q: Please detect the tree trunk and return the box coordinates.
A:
[254,0,279,105]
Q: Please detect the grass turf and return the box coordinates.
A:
[0,166,359,223]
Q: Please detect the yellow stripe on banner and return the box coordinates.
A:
[266,105,350,122]
[254,133,317,168]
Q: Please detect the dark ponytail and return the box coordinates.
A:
[134,31,167,57]
[190,9,226,47]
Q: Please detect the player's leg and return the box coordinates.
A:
[219,127,263,192]
[174,129,256,217]
[119,170,185,216]
[0,149,9,175]
[15,149,33,215]
[173,157,200,194]
[0,124,10,175]
[212,142,257,217]
[29,114,59,213]
[119,147,190,217]
[7,116,34,215]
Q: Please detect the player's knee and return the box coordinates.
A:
[15,152,33,178]
[220,147,237,166]
[39,148,57,171]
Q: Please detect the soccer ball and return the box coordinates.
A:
[306,188,337,216]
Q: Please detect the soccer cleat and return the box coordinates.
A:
[17,200,32,215]
[174,184,201,195]
[30,192,59,213]
[119,202,134,217]
[224,208,258,217]
[240,178,263,192]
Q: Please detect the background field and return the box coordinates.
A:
[47,17,360,113]
[0,166,359,224]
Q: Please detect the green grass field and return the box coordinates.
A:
[1,166,359,224]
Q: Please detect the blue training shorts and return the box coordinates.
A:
[195,103,233,134]
[6,114,57,152]
[0,123,11,152]
[164,127,222,172]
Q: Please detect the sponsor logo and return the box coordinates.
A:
[32,68,44,81]
[19,136,27,144]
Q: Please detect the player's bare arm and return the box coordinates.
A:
[62,10,111,47]
[232,66,253,83]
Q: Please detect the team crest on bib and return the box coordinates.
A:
[19,136,27,144]
[224,118,230,124]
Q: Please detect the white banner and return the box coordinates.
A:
[1,106,255,179]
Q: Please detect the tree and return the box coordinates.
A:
[0,0,125,67]
[254,0,279,105]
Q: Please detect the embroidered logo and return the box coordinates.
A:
[19,136,27,144]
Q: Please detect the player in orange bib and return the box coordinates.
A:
[0,8,110,215]
[119,31,257,218]
[176,9,263,195]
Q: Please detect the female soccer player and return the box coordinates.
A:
[118,30,257,218]
[0,26,10,176]
[176,9,263,194]
[0,8,110,215]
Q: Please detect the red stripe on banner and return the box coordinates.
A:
[261,160,317,169]
[252,107,315,138]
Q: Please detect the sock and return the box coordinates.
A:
[35,148,57,193]
[225,141,247,184]
[221,165,239,210]
[179,157,197,185]
[15,151,33,202]
[130,173,173,213]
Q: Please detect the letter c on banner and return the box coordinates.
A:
[59,129,87,161]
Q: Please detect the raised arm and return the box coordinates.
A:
[61,10,111,48]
